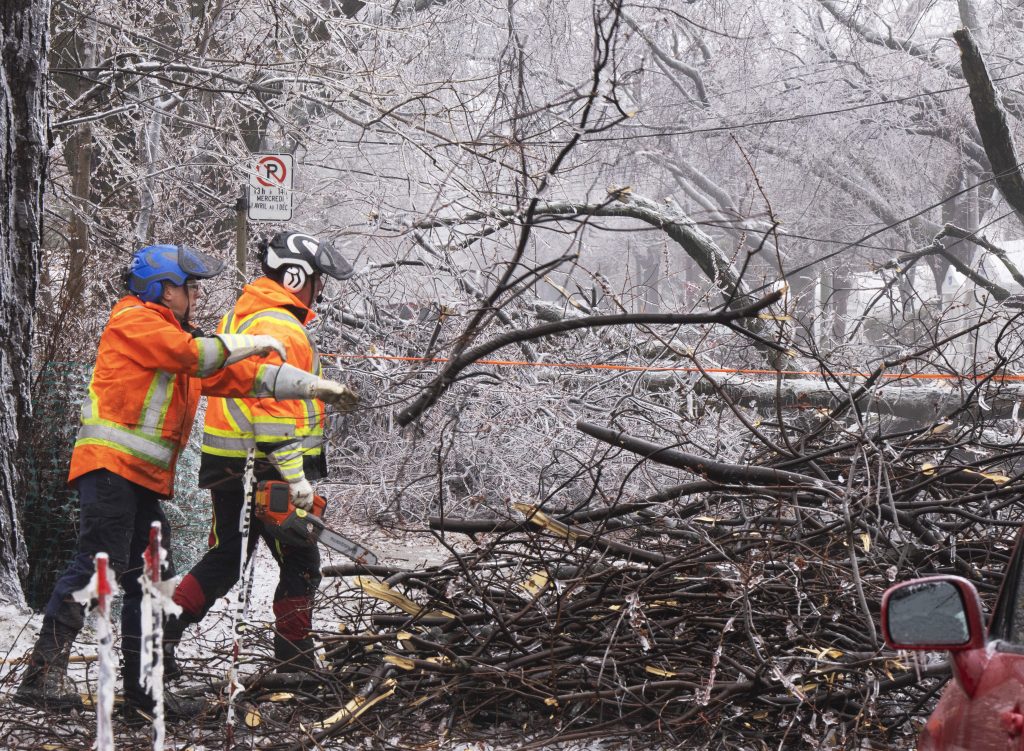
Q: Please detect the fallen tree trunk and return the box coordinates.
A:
[639,374,1024,422]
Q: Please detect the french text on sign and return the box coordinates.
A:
[247,154,293,222]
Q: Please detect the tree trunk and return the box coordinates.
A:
[639,374,1023,424]
[0,0,50,607]
[633,243,660,313]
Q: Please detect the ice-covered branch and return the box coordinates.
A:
[955,28,1024,226]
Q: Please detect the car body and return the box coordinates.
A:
[881,526,1024,750]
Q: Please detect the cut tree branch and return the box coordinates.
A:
[576,420,839,494]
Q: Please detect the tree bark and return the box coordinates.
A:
[576,421,838,493]
[0,0,50,607]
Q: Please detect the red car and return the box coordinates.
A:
[881,548,1024,750]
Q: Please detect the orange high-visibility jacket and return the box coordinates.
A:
[199,277,326,488]
[68,296,258,497]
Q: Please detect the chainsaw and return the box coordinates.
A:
[253,480,379,566]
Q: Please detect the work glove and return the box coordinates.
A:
[314,379,359,412]
[267,443,311,509]
[216,334,288,366]
[289,478,314,511]
[272,364,359,411]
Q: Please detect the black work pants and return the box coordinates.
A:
[176,485,321,642]
[43,469,174,694]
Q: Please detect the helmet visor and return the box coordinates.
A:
[178,246,225,279]
[314,241,354,280]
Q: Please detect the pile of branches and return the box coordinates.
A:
[239,416,1020,749]
[3,408,1021,750]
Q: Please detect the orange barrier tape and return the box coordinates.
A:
[325,353,1024,383]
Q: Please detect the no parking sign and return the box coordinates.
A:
[247,154,293,221]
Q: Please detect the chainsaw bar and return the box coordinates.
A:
[314,524,378,566]
[254,481,380,566]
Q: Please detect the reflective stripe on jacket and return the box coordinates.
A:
[68,297,226,496]
[199,277,327,488]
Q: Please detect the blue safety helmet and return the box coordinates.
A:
[126,244,225,302]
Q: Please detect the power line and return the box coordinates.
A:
[579,70,1024,143]
[756,166,1024,291]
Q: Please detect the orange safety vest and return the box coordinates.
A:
[199,278,326,487]
[68,296,230,497]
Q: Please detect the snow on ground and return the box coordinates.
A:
[0,513,455,684]
[0,602,43,677]
[0,517,710,749]
[169,513,463,675]
[0,513,484,746]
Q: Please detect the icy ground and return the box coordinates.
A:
[0,516,448,679]
[0,519,504,749]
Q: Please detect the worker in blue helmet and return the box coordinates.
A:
[16,243,357,725]
[124,244,224,327]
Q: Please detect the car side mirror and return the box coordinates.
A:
[882,575,988,697]
[882,576,985,650]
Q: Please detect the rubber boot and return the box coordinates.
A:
[120,689,211,727]
[274,634,316,673]
[120,649,208,727]
[161,611,196,682]
[14,619,85,712]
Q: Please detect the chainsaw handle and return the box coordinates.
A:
[255,480,326,524]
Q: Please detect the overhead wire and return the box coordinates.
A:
[742,162,1024,298]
